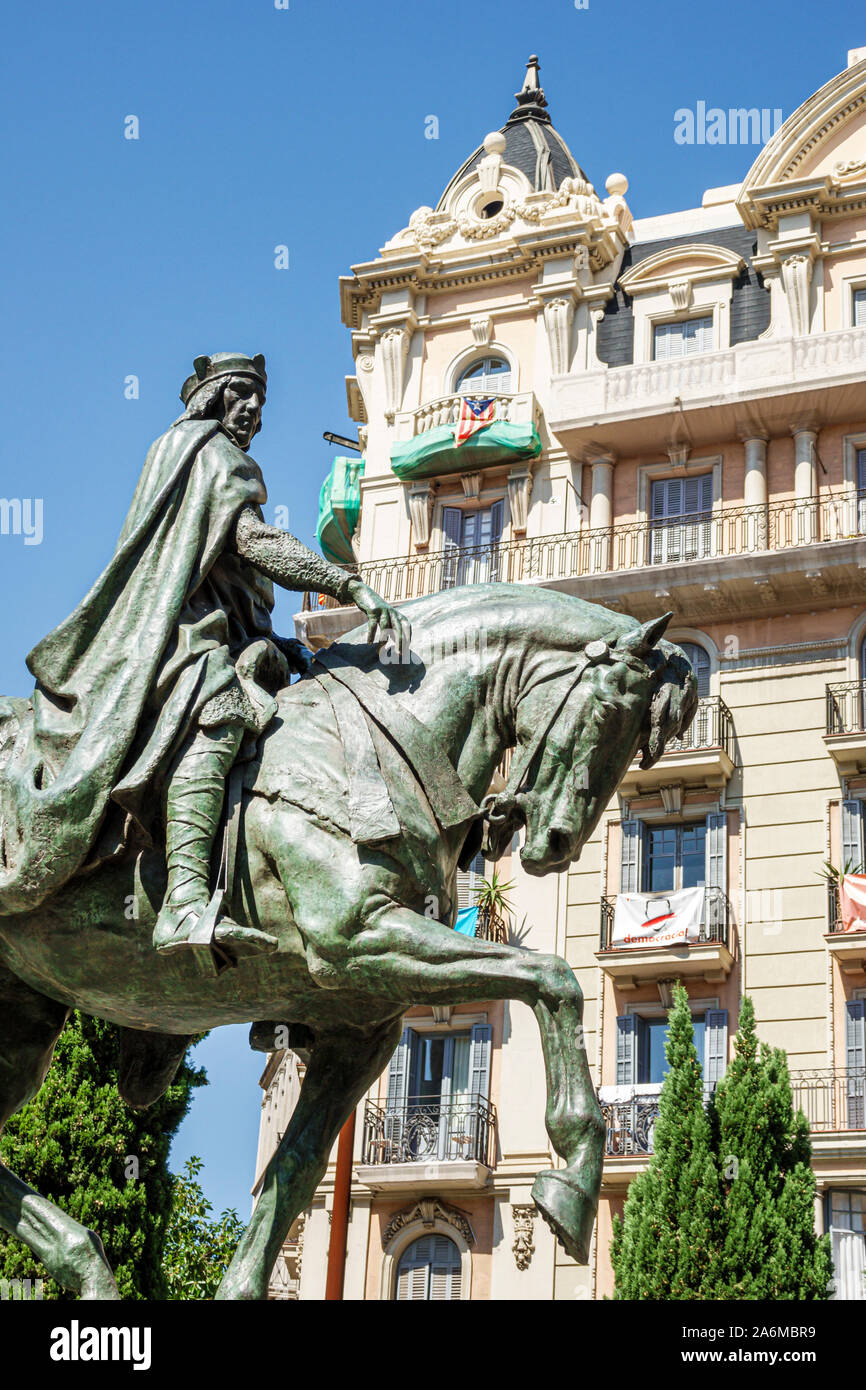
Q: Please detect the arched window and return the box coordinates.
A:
[395,1233,462,1301]
[678,641,711,698]
[456,356,511,394]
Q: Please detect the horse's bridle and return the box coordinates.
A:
[479,637,618,843]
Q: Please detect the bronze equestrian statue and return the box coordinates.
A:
[0,357,697,1298]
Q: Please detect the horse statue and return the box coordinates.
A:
[0,583,696,1299]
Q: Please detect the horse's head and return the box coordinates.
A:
[482,613,698,876]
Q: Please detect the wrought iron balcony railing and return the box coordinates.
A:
[603,1069,866,1156]
[602,1095,659,1156]
[361,1094,496,1168]
[599,886,731,952]
[345,491,866,607]
[827,680,866,737]
[659,695,734,760]
[790,1068,866,1132]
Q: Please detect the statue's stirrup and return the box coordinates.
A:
[154,891,278,965]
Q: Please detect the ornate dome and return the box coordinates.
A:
[436,55,587,209]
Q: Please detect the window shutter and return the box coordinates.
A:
[489,498,504,543]
[845,1000,865,1129]
[615,1014,637,1085]
[705,812,727,937]
[704,1009,729,1087]
[653,323,672,361]
[842,799,865,871]
[442,507,462,550]
[620,819,642,893]
[854,289,866,328]
[430,1237,461,1300]
[857,448,866,494]
[469,1022,492,1099]
[385,1028,415,1148]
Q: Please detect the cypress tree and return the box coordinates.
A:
[611,983,721,1298]
[713,996,831,1299]
[0,1011,205,1300]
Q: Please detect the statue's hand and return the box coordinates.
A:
[347,579,412,651]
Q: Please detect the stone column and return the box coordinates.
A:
[589,456,615,572]
[792,425,818,545]
[742,435,768,551]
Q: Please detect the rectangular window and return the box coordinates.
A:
[639,1014,708,1084]
[650,472,713,564]
[616,1008,727,1089]
[827,1189,866,1301]
[643,823,707,893]
[831,1190,866,1234]
[442,501,504,587]
[653,315,714,361]
[382,1023,492,1163]
[854,289,866,328]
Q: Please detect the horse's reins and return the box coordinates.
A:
[479,638,616,840]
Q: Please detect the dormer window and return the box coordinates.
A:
[652,316,713,361]
[457,357,511,393]
[479,198,504,219]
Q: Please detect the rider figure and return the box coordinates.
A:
[10,353,408,963]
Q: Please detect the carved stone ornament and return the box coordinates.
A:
[404,177,605,249]
[380,326,411,420]
[461,472,482,499]
[512,1203,536,1271]
[383,1198,475,1250]
[543,296,574,376]
[780,254,813,337]
[669,280,692,312]
[470,314,493,346]
[507,465,533,535]
[407,482,435,549]
[833,156,866,181]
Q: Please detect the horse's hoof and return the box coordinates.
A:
[531,1168,597,1265]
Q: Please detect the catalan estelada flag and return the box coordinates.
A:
[455,396,496,445]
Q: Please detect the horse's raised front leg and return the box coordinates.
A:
[0,961,121,1299]
[216,1015,403,1301]
[302,903,603,1264]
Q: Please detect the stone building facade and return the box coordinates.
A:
[255,50,866,1301]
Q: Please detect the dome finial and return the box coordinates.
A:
[507,53,550,125]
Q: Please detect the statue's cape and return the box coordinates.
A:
[0,419,268,915]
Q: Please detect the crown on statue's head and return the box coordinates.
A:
[180,352,267,405]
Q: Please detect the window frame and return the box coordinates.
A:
[381,1218,473,1301]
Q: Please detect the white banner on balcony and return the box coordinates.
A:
[839,874,866,933]
[612,886,705,949]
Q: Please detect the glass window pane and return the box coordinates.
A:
[646,827,677,891]
[641,1014,706,1084]
[681,825,707,889]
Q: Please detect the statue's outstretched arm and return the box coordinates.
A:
[231,506,411,648]
[232,505,354,602]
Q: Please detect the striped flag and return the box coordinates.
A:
[455,396,496,445]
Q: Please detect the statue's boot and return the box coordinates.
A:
[153,725,278,961]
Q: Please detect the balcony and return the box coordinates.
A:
[548,324,866,457]
[825,880,866,974]
[826,680,866,776]
[355,1095,496,1193]
[791,1068,866,1135]
[354,491,866,624]
[596,886,734,987]
[393,389,538,441]
[618,695,735,796]
[600,1069,866,1170]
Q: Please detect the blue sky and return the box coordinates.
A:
[1,0,864,1217]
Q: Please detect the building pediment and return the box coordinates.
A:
[737,56,866,228]
[619,244,745,300]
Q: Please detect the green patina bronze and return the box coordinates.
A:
[0,358,697,1300]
